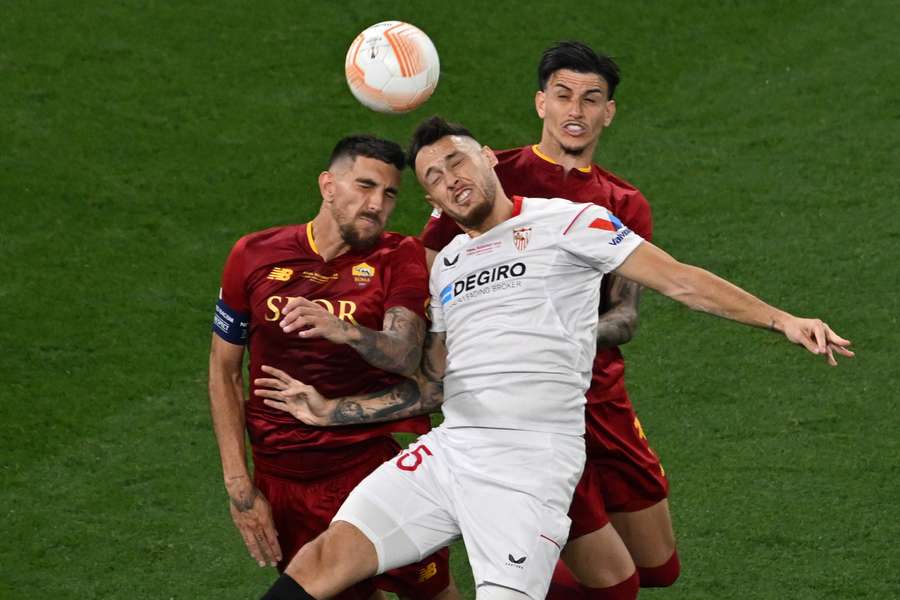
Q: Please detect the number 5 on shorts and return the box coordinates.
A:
[396,444,432,472]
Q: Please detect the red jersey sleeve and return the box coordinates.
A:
[614,190,653,242]
[384,236,430,320]
[420,210,463,252]
[219,236,250,312]
[213,236,252,345]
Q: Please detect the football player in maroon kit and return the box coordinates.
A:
[420,42,668,599]
[208,135,457,600]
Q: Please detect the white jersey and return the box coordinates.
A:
[429,196,644,435]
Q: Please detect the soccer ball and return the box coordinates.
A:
[345,21,440,114]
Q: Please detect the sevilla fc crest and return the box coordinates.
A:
[512,227,531,251]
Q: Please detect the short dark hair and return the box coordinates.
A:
[407,116,475,171]
[328,134,405,171]
[538,41,621,99]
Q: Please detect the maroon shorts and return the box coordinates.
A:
[255,438,451,600]
[567,392,669,539]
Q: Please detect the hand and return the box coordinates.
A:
[255,365,334,426]
[226,479,282,567]
[780,317,854,366]
[279,297,356,344]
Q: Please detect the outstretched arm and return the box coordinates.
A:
[279,297,425,377]
[614,242,854,365]
[255,331,447,426]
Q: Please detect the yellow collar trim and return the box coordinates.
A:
[531,145,592,173]
[306,223,320,256]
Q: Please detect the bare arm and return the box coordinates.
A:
[613,242,854,365]
[596,273,642,349]
[256,331,447,426]
[208,335,281,566]
[280,298,425,376]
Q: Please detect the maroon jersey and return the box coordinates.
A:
[216,223,431,477]
[421,145,653,401]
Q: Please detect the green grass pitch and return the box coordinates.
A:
[1,1,897,598]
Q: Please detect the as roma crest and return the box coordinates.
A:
[351,262,375,286]
[512,227,531,252]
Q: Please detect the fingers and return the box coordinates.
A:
[830,343,855,357]
[254,377,286,391]
[811,321,827,354]
[261,521,283,564]
[255,526,281,567]
[236,518,274,567]
[260,365,292,382]
[262,399,291,413]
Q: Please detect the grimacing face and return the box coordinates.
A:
[536,69,616,156]
[414,135,499,230]
[322,155,401,250]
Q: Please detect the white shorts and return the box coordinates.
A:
[333,426,585,600]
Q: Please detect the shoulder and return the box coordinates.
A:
[592,164,650,208]
[236,224,301,253]
[376,231,425,255]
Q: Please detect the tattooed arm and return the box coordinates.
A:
[279,297,425,376]
[255,331,447,426]
[596,273,642,349]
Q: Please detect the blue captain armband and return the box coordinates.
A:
[212,299,249,344]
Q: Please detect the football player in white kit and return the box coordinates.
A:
[256,117,853,600]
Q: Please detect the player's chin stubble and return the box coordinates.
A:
[339,221,381,251]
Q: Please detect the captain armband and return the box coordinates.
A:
[212,299,249,344]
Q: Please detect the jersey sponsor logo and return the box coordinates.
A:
[512,226,531,251]
[417,561,438,582]
[607,227,633,246]
[300,271,339,285]
[267,267,294,281]
[440,261,526,305]
[265,296,358,324]
[351,262,375,286]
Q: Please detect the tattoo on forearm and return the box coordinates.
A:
[329,375,443,425]
[596,277,641,349]
[347,307,425,374]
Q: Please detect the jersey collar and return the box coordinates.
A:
[531,144,592,174]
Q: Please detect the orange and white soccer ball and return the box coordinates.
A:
[345,21,440,113]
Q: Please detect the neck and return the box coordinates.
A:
[466,192,514,238]
[309,212,351,261]
[536,130,598,172]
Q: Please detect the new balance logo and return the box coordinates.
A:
[267,267,294,281]
[508,554,526,564]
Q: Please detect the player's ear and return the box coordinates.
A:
[535,90,546,119]
[604,99,617,127]
[481,146,498,168]
[318,171,334,203]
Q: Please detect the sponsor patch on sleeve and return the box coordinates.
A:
[212,298,249,344]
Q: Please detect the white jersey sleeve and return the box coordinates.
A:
[557,203,644,272]
[428,261,447,333]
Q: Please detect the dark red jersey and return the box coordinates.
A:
[421,145,653,401]
[216,223,431,477]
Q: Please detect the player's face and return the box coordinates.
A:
[536,69,616,156]
[415,136,499,230]
[324,156,400,250]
